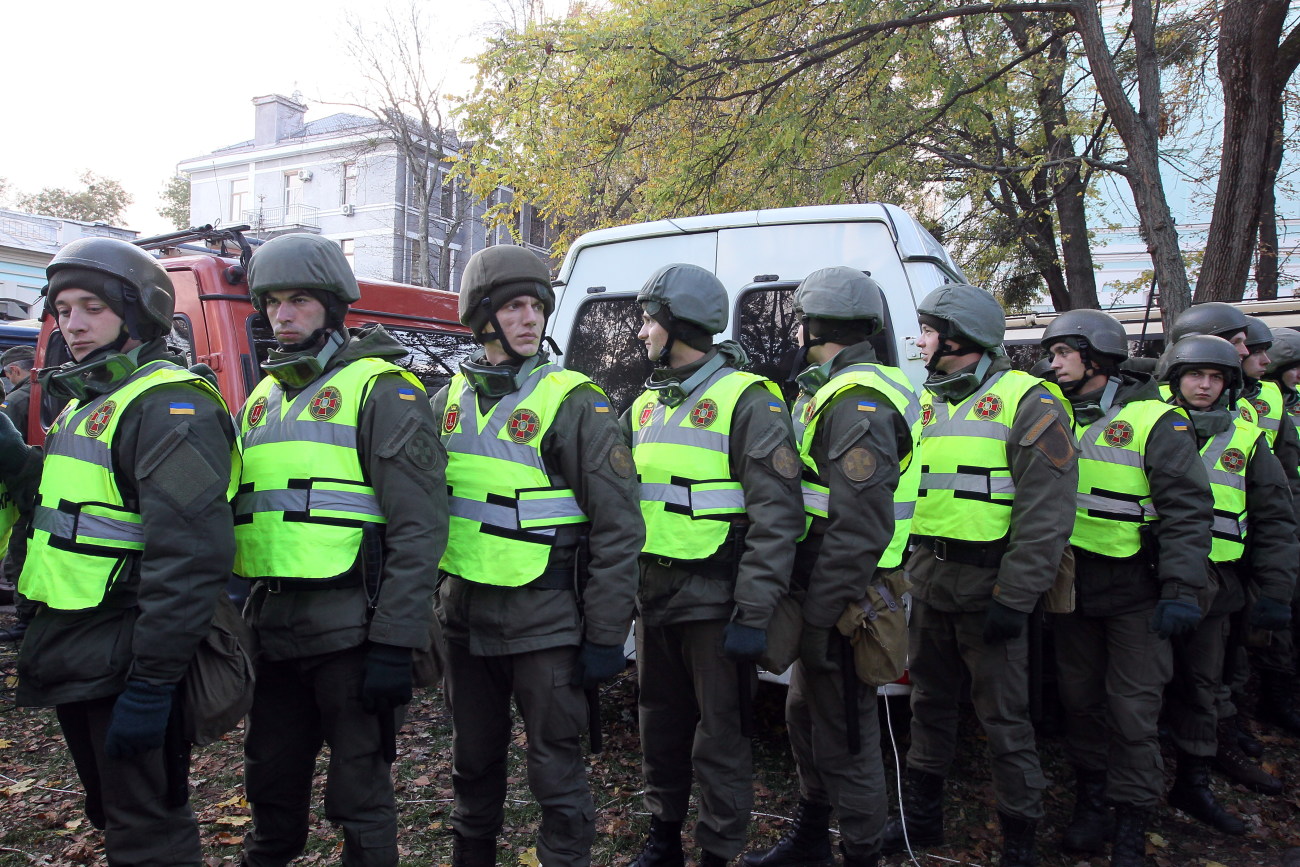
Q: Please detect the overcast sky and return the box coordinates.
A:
[2,0,520,235]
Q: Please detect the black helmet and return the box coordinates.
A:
[1244,316,1273,351]
[1040,309,1129,360]
[1168,302,1249,343]
[46,237,175,341]
[1265,328,1300,379]
[637,264,728,335]
[248,233,361,322]
[1028,356,1056,381]
[1164,334,1243,403]
[916,284,1005,350]
[459,245,555,334]
[793,267,884,334]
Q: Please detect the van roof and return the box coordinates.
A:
[556,203,957,283]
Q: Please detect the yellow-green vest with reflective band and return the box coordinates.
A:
[791,362,922,569]
[1069,399,1187,557]
[1247,380,1283,447]
[632,368,782,560]
[439,363,594,586]
[914,369,1068,543]
[0,483,17,555]
[21,361,228,610]
[234,358,423,581]
[1199,416,1258,563]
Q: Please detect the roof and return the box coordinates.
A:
[194,112,384,158]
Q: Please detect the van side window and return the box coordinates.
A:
[166,314,196,367]
[385,327,478,394]
[564,295,650,415]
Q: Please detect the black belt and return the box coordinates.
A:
[915,536,1007,569]
[640,553,736,579]
[256,573,363,593]
[527,568,575,591]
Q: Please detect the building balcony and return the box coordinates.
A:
[242,204,321,233]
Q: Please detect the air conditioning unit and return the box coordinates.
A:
[298,170,313,182]
[341,204,356,216]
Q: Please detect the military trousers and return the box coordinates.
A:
[786,652,885,859]
[242,645,401,867]
[1165,612,1230,756]
[906,601,1046,821]
[1054,607,1173,808]
[56,695,202,867]
[637,618,755,860]
[443,640,595,867]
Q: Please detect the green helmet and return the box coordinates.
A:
[793,267,884,334]
[1164,334,1243,397]
[1168,301,1249,343]
[458,245,555,336]
[1040,309,1129,361]
[1265,328,1300,379]
[247,233,360,319]
[916,283,1005,349]
[637,263,728,335]
[46,237,176,341]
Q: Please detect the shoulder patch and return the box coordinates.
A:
[771,444,801,479]
[973,394,1003,419]
[443,403,460,434]
[609,443,635,478]
[839,446,877,482]
[507,408,541,443]
[247,395,268,428]
[690,398,719,428]
[309,386,342,421]
[405,427,441,471]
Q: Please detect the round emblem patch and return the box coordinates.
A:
[841,446,878,482]
[772,445,801,479]
[309,386,343,421]
[85,401,116,438]
[247,396,268,428]
[921,403,934,426]
[974,394,1003,420]
[1239,403,1255,423]
[609,444,635,478]
[1102,419,1135,447]
[801,399,817,424]
[1252,398,1271,417]
[638,401,656,427]
[443,403,460,434]
[1220,447,1247,472]
[690,398,719,429]
[507,408,541,443]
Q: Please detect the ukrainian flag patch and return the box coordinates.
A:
[1040,396,1055,404]
[1171,420,1189,432]
[397,387,416,401]
[594,401,610,413]
[169,402,195,415]
[857,401,877,412]
[768,401,783,412]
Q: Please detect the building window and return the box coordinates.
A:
[284,171,305,211]
[342,162,358,206]
[440,173,457,221]
[339,239,355,271]
[230,177,249,222]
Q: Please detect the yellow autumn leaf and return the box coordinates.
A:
[4,779,34,795]
[217,815,252,826]
[1205,862,1228,867]
[1147,832,1167,848]
[214,794,247,808]
[0,738,12,748]
[519,847,541,867]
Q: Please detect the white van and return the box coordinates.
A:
[548,203,967,413]
[548,205,966,691]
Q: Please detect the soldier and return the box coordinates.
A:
[434,245,640,867]
[234,233,447,867]
[0,344,35,641]
[741,268,920,867]
[0,344,34,435]
[1161,335,1296,824]
[882,284,1078,867]
[16,237,236,865]
[627,264,804,867]
[1040,310,1212,865]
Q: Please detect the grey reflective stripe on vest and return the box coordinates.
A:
[641,481,745,514]
[920,471,1016,496]
[834,363,923,427]
[1207,468,1248,490]
[34,505,145,547]
[443,362,565,453]
[242,419,359,449]
[635,422,732,451]
[801,484,829,514]
[1076,492,1156,520]
[1213,512,1247,538]
[1257,414,1281,433]
[44,434,113,471]
[1078,439,1145,469]
[923,371,1010,438]
[234,488,383,519]
[1202,430,1248,491]
[517,493,586,525]
[895,501,916,520]
[448,495,558,537]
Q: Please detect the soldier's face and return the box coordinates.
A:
[1284,367,1300,388]
[264,289,327,346]
[1046,342,1086,384]
[485,294,544,364]
[917,323,964,372]
[638,313,670,360]
[1243,347,1270,380]
[1179,367,1226,410]
[55,288,127,361]
[1224,330,1250,358]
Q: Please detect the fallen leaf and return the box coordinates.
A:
[214,794,247,808]
[217,815,252,826]
[0,738,12,748]
[518,848,540,867]
[1147,832,1167,848]
[4,778,35,795]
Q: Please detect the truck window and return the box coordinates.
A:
[563,295,650,415]
[166,314,196,367]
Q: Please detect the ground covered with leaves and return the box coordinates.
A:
[2,608,1298,867]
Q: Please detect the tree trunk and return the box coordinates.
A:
[1196,0,1289,302]
[1070,0,1191,328]
[1255,103,1284,299]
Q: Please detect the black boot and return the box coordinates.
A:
[1062,767,1114,854]
[1234,717,1265,758]
[1109,805,1148,867]
[839,842,881,867]
[631,818,685,867]
[1167,752,1245,835]
[997,812,1038,867]
[698,852,728,867]
[880,769,944,855]
[451,830,496,867]
[0,620,26,643]
[1213,720,1283,795]
[740,800,833,867]
[1257,670,1300,736]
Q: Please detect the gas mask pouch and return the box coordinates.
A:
[262,330,345,390]
[646,351,728,408]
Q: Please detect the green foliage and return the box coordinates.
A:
[17,170,132,225]
[158,175,192,231]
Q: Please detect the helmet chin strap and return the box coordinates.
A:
[477,296,535,364]
[788,319,831,383]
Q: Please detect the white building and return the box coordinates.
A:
[0,209,138,319]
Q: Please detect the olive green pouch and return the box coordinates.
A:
[759,594,803,676]
[834,568,910,686]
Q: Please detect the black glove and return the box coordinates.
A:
[105,681,175,759]
[0,411,28,478]
[361,643,413,714]
[571,641,626,688]
[722,622,767,663]
[1251,595,1292,631]
[798,624,837,674]
[982,600,1027,645]
[1149,599,1202,639]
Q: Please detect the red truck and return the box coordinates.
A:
[28,225,475,442]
